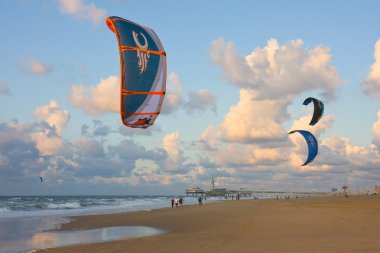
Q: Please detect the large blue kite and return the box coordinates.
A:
[106,16,167,129]
[289,130,318,166]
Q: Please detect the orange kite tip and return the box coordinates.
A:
[105,17,116,33]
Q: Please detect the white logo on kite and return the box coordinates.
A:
[308,135,314,147]
[132,31,150,74]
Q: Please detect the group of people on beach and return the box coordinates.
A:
[171,197,183,208]
[171,196,207,208]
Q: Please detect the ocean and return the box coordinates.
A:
[0,194,297,252]
[0,195,207,253]
[0,195,193,218]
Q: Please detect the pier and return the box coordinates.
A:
[185,187,206,196]
[186,187,328,198]
[186,178,328,199]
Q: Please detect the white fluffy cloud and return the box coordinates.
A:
[362,39,380,99]
[372,111,380,147]
[198,37,345,175]
[70,76,119,115]
[200,89,290,149]
[30,130,63,156]
[133,159,173,185]
[213,143,288,167]
[219,89,289,143]
[58,0,106,25]
[33,100,70,135]
[211,38,342,100]
[184,89,217,114]
[161,72,183,114]
[289,114,335,138]
[21,59,54,76]
[31,101,69,156]
[163,131,183,171]
[0,121,45,176]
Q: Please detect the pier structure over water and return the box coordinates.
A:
[186,187,328,198]
[185,178,328,198]
[185,187,206,196]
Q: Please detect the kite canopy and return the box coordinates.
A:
[106,16,167,128]
[303,97,324,126]
[289,130,318,166]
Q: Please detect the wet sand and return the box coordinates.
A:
[37,195,380,253]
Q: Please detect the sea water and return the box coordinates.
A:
[0,195,210,253]
[0,194,287,252]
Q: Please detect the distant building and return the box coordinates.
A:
[185,187,205,196]
[342,185,348,197]
[374,185,380,194]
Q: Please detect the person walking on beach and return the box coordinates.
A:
[175,197,179,207]
[171,198,174,208]
[179,197,183,207]
[198,197,202,205]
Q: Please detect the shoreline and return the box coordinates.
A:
[35,195,380,253]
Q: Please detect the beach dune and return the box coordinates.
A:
[38,196,380,253]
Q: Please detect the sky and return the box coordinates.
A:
[1,0,380,195]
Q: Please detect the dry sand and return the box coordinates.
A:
[37,195,380,253]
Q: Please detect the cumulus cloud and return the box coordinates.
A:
[31,101,69,156]
[80,120,113,137]
[163,131,183,171]
[132,159,173,185]
[75,138,105,157]
[92,119,111,137]
[320,134,380,178]
[198,125,222,150]
[33,100,70,135]
[70,75,119,115]
[161,72,183,114]
[58,0,106,25]
[213,143,288,167]
[200,89,289,145]
[109,139,166,164]
[319,135,351,167]
[372,111,380,147]
[30,127,64,156]
[0,121,41,178]
[20,59,54,76]
[211,38,342,101]
[220,89,289,143]
[0,81,11,95]
[184,89,217,114]
[289,114,335,137]
[362,39,380,99]
[197,37,347,178]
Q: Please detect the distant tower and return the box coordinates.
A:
[211,177,215,190]
[342,185,348,198]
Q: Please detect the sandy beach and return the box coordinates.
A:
[36,195,380,253]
